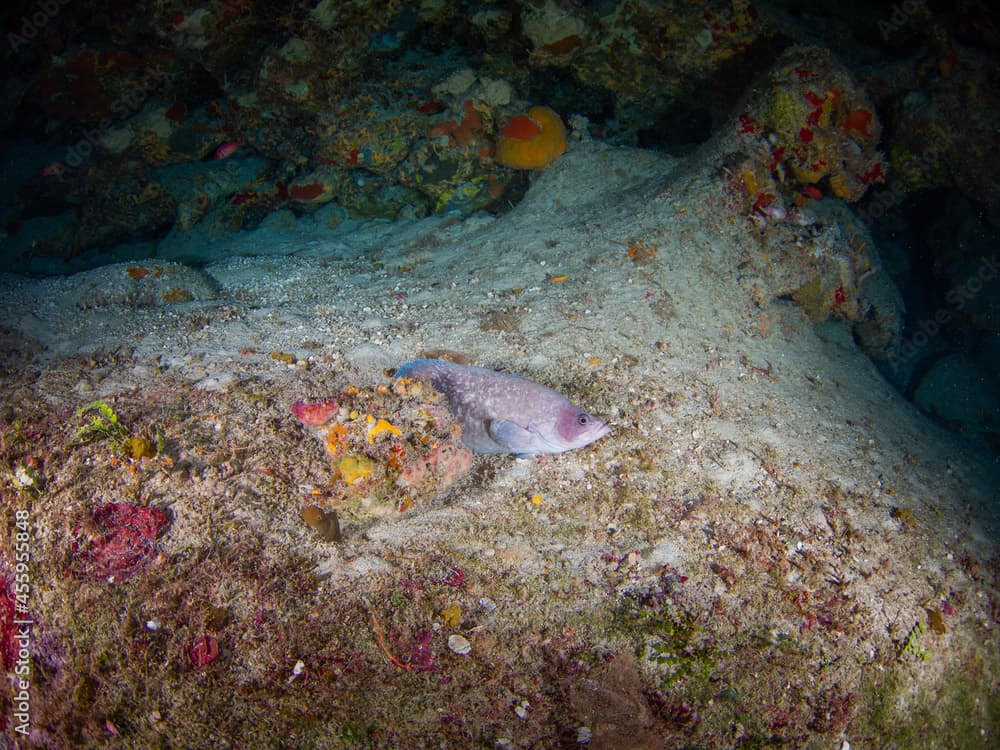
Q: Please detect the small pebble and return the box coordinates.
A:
[447,634,471,655]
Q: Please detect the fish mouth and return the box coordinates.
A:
[539,422,611,454]
[583,422,611,446]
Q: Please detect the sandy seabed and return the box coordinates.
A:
[1,141,997,748]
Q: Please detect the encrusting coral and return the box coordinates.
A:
[736,45,885,205]
[289,378,473,525]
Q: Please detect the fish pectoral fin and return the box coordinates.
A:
[487,419,541,456]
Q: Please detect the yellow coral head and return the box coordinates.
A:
[495,105,567,170]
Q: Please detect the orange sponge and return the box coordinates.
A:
[495,106,567,170]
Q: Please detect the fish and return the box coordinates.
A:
[394,359,610,457]
[214,140,243,159]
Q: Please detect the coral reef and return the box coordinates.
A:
[0,137,997,745]
[1,5,999,744]
[0,0,786,270]
[735,46,886,206]
[290,381,473,523]
[712,48,903,361]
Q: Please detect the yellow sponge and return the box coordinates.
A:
[495,106,567,170]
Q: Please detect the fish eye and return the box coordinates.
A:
[577,413,590,426]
